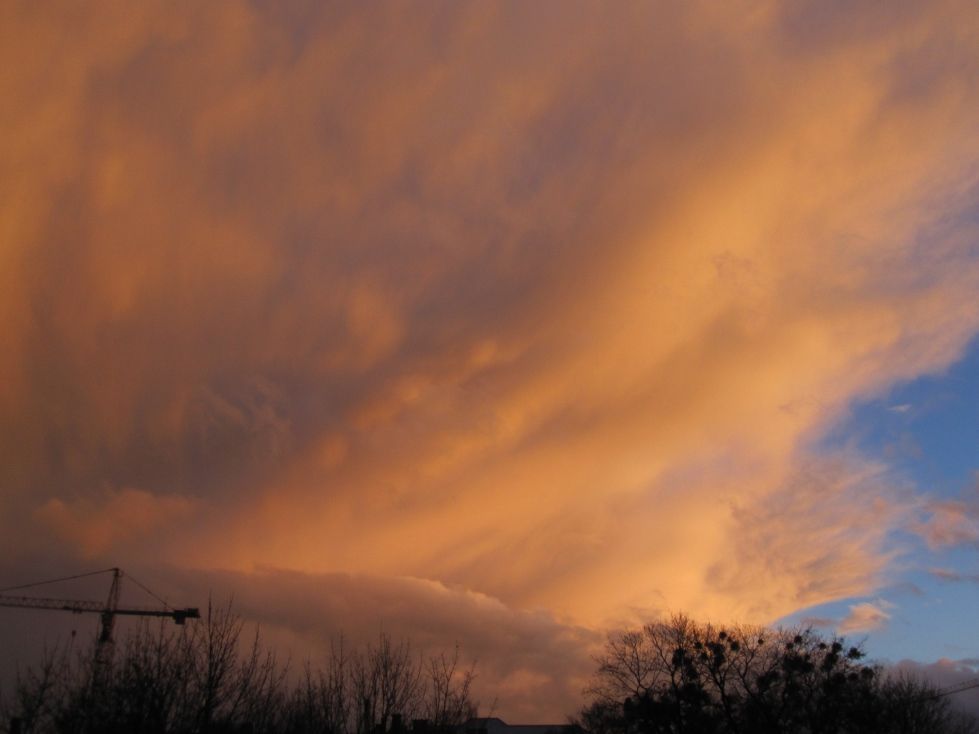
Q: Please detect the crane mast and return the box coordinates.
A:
[0,567,200,654]
[2,568,199,733]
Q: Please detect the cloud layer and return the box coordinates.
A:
[3,0,979,718]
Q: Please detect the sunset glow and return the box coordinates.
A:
[2,1,979,721]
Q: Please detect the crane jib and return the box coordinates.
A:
[0,567,201,681]
[0,594,200,623]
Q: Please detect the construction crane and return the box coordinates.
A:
[0,567,200,655]
[927,676,979,700]
[2,568,199,734]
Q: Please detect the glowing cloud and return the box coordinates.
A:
[838,601,893,634]
[34,488,197,558]
[2,5,979,714]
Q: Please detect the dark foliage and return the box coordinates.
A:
[579,614,977,734]
[1,603,476,734]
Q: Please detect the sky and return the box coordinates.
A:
[1,0,979,722]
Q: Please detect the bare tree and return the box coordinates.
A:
[582,614,977,734]
[352,634,423,734]
[424,646,477,728]
[2,644,74,733]
[285,638,351,734]
[2,604,480,734]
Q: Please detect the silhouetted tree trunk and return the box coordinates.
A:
[583,614,977,734]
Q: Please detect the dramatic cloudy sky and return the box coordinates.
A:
[2,0,979,721]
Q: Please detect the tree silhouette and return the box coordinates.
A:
[580,614,977,734]
[2,602,478,734]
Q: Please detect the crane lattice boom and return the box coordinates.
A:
[0,566,200,647]
[0,593,199,623]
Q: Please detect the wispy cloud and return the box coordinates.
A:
[838,601,894,634]
[1,2,978,699]
[33,488,197,558]
[913,495,979,549]
[930,568,979,584]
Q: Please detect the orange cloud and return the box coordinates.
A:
[914,497,979,548]
[145,567,601,723]
[34,488,197,558]
[838,601,893,634]
[1,0,979,675]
